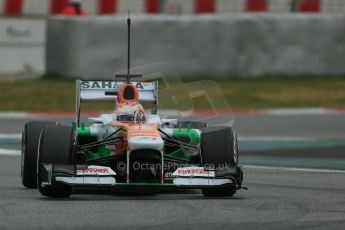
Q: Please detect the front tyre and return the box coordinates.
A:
[200,126,241,197]
[21,121,56,188]
[37,125,76,198]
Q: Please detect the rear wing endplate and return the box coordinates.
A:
[75,80,158,126]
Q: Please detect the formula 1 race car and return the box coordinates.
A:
[21,79,243,198]
[21,16,244,198]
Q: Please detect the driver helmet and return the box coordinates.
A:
[115,102,145,122]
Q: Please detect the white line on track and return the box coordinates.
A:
[243,165,345,173]
[0,133,21,139]
[0,149,20,156]
[0,112,28,119]
[262,108,332,116]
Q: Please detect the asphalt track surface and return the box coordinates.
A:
[0,114,345,229]
[0,155,344,230]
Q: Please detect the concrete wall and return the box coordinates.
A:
[0,19,45,77]
[46,15,345,79]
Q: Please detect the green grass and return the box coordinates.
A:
[214,77,345,108]
[1,77,345,112]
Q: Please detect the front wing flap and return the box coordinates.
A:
[39,164,241,189]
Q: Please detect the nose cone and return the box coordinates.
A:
[128,136,164,151]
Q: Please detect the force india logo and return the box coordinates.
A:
[75,166,116,176]
[81,81,147,90]
[173,167,215,177]
[76,168,110,174]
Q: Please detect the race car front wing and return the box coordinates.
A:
[39,164,242,189]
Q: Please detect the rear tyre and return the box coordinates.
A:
[200,126,239,197]
[37,125,76,198]
[21,121,56,188]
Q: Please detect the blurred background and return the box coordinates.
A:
[1,0,345,79]
[1,2,345,228]
[0,0,345,170]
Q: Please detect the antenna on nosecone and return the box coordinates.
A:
[126,11,131,83]
[115,12,142,82]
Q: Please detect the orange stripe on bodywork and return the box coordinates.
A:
[126,124,160,139]
[110,121,160,139]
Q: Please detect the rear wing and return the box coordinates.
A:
[75,80,158,125]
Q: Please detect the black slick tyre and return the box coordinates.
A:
[21,121,56,188]
[37,125,76,198]
[200,126,239,197]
